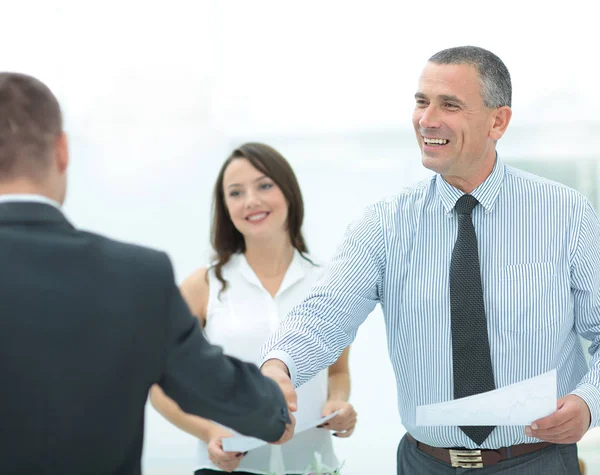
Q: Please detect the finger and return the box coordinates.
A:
[216,449,240,461]
[210,457,227,469]
[527,414,573,437]
[332,422,356,432]
[214,455,240,469]
[533,427,585,444]
[324,406,347,419]
[219,462,237,473]
[328,414,357,430]
[323,421,348,431]
[216,443,242,456]
[329,415,357,430]
[279,415,295,440]
[287,413,296,432]
[530,402,573,430]
[345,416,358,429]
[528,420,574,440]
[265,367,297,413]
[527,422,578,443]
[273,421,296,445]
[211,445,239,459]
[285,386,298,413]
[530,412,570,431]
[321,414,344,428]
[333,427,355,438]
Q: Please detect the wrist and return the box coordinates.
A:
[571,383,599,429]
[206,425,227,442]
[263,358,290,377]
[327,395,349,403]
[327,388,350,402]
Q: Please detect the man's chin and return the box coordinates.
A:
[421,154,448,174]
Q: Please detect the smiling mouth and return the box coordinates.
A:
[423,137,449,147]
[246,212,269,222]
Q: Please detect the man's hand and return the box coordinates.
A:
[261,359,297,412]
[261,359,297,444]
[318,400,357,438]
[271,412,296,445]
[526,394,591,444]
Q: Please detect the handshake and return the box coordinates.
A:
[209,359,357,471]
[261,359,298,445]
[261,358,357,445]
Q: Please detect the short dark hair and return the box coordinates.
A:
[210,142,310,293]
[0,72,63,180]
[429,46,512,108]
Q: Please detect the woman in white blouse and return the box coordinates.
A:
[150,143,356,475]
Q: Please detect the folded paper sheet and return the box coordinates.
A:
[222,410,341,453]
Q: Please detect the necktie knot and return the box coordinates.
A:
[455,194,479,215]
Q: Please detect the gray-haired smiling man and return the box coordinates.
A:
[261,46,600,474]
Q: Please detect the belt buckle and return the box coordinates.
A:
[449,448,484,468]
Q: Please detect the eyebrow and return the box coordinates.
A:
[415,92,467,107]
[226,175,269,189]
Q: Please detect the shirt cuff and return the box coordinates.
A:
[261,350,298,387]
[571,382,600,429]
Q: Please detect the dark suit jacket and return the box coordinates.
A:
[0,201,289,475]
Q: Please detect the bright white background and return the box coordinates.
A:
[3,1,600,473]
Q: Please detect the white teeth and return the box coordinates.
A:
[247,212,268,221]
[423,138,448,145]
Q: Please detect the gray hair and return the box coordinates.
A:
[428,46,512,108]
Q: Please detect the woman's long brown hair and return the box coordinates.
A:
[210,142,310,294]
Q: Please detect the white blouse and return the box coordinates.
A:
[195,251,338,474]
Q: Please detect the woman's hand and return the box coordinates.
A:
[318,400,357,438]
[207,427,246,472]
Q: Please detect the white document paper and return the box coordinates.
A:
[416,369,557,426]
[222,410,341,453]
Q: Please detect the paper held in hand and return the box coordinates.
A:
[222,410,341,453]
[416,369,557,426]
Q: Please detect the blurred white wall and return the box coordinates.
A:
[3,1,600,473]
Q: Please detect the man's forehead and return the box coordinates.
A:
[417,63,481,97]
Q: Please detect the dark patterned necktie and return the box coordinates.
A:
[450,194,496,446]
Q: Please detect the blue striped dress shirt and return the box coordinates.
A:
[262,158,600,449]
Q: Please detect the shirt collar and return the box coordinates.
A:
[435,156,506,217]
[237,249,306,297]
[0,193,61,209]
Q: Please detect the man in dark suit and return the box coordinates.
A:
[0,72,296,475]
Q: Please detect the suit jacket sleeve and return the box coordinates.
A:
[157,273,289,442]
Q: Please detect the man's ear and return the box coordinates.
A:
[489,106,512,141]
[55,132,69,173]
